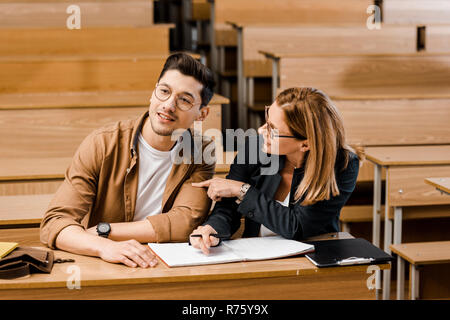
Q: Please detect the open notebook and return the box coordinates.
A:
[148,236,315,267]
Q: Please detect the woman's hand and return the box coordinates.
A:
[192,178,244,201]
[189,225,220,255]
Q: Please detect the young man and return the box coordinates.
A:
[40,53,216,268]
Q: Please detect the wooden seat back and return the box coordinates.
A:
[242,25,418,77]
[0,0,154,28]
[279,53,450,99]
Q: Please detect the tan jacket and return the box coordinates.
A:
[40,112,215,249]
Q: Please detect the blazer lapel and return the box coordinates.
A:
[259,155,286,198]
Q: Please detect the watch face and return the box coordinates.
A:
[98,224,109,233]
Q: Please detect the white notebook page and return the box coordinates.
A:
[224,236,314,261]
[149,236,314,267]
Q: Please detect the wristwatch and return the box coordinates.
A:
[235,183,251,204]
[96,222,111,238]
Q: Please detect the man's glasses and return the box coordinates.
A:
[154,84,200,111]
[265,106,300,140]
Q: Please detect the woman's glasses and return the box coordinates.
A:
[265,106,300,140]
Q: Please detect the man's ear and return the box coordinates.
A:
[300,140,310,152]
[196,106,210,121]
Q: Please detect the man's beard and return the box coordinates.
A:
[149,114,176,136]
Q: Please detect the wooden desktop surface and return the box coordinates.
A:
[425,177,450,194]
[364,145,450,166]
[0,229,389,299]
[390,241,450,265]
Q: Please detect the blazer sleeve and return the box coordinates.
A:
[203,139,261,237]
[236,155,360,240]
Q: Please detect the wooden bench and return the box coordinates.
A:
[390,241,450,299]
[0,151,233,196]
[426,25,450,52]
[0,151,233,227]
[228,24,418,128]
[0,194,53,227]
[209,0,372,85]
[0,25,172,56]
[0,92,227,152]
[0,54,168,94]
[383,0,450,24]
[0,92,229,194]
[262,52,450,100]
[213,0,371,45]
[365,145,450,299]
[0,0,154,27]
[337,97,450,182]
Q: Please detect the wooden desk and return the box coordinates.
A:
[0,149,234,226]
[365,145,450,300]
[390,241,450,299]
[261,51,450,102]
[0,228,389,300]
[228,23,418,129]
[425,177,450,196]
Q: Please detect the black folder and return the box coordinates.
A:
[304,238,393,267]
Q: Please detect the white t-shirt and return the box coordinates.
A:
[259,192,290,237]
[133,134,178,221]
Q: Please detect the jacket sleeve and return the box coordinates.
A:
[203,151,259,238]
[39,131,103,249]
[146,139,216,242]
[236,156,360,240]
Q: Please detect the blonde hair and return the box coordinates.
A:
[276,87,364,206]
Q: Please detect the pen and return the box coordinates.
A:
[189,233,230,239]
[188,233,230,246]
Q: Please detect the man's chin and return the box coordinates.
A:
[152,127,175,137]
[149,119,177,136]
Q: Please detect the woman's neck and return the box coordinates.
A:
[285,150,306,169]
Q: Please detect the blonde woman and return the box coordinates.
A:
[191,87,363,254]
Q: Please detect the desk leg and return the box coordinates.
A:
[272,58,279,102]
[410,265,420,300]
[219,46,225,73]
[247,77,257,129]
[372,164,382,299]
[236,27,247,129]
[397,257,405,300]
[382,170,392,300]
[221,78,231,130]
[209,1,218,84]
[372,164,382,246]
[394,207,403,299]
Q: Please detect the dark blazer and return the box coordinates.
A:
[204,136,360,240]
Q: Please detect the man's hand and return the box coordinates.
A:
[189,225,220,255]
[192,178,244,202]
[98,239,158,268]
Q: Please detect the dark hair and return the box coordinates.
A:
[158,52,215,107]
